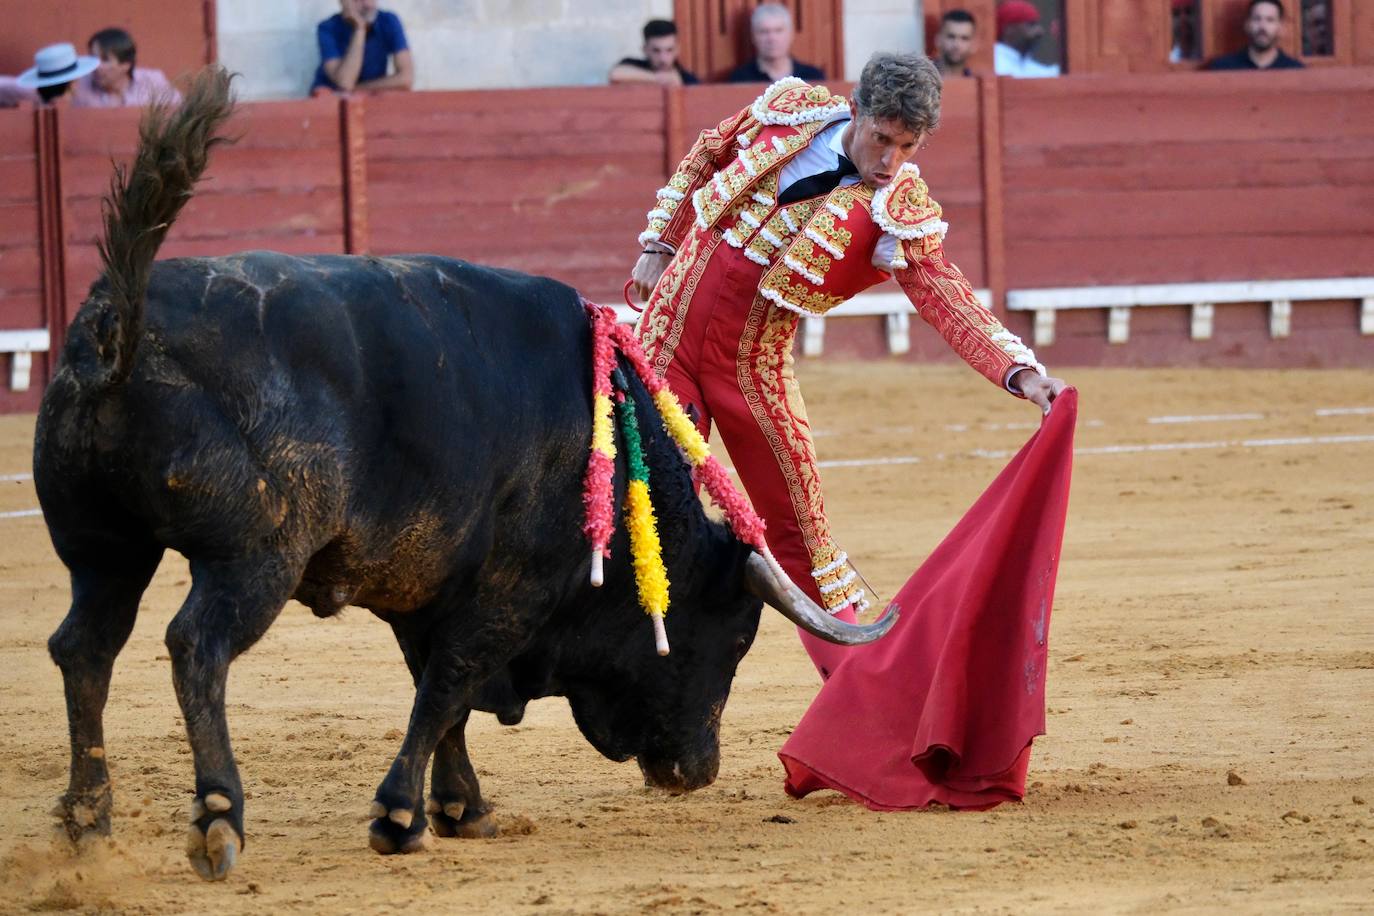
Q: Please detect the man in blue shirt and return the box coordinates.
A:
[311,0,414,95]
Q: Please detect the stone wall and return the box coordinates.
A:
[843,0,923,80]
[217,0,924,100]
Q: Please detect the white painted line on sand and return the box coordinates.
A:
[753,432,1374,472]
[817,455,922,469]
[1315,406,1374,417]
[0,473,32,482]
[946,420,1096,432]
[1241,434,1374,448]
[0,508,41,519]
[1148,412,1265,425]
[1077,440,1232,456]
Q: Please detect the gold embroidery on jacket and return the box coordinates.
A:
[757,273,847,316]
[784,236,834,284]
[722,174,780,252]
[692,128,817,232]
[753,184,875,315]
[753,80,849,126]
[637,229,722,377]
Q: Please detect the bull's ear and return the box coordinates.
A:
[743,552,897,645]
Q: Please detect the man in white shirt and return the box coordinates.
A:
[993,0,1061,78]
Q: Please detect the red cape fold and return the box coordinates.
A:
[779,387,1078,811]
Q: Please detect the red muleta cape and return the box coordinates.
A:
[779,387,1078,811]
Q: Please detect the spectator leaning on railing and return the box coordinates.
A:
[1205,0,1304,70]
[728,3,824,83]
[312,0,414,96]
[609,19,700,87]
[71,28,181,108]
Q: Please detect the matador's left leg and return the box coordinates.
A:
[699,297,869,679]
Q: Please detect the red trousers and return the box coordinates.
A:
[637,227,866,678]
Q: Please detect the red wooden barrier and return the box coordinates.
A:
[0,108,46,412]
[364,86,666,302]
[1000,69,1374,289]
[0,110,43,333]
[57,98,346,333]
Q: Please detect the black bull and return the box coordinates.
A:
[34,69,893,880]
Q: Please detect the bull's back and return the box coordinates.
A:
[40,251,595,609]
[135,250,591,453]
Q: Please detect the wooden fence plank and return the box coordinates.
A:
[57,100,347,327]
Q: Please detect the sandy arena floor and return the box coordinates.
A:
[0,364,1371,914]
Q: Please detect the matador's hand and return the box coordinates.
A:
[1012,369,1069,415]
[631,251,673,302]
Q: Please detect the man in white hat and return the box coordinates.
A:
[1,43,100,107]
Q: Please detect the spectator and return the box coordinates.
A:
[610,19,700,86]
[311,0,414,96]
[1302,0,1330,56]
[933,9,978,78]
[1171,0,1200,62]
[8,42,99,108]
[994,1,1061,78]
[727,4,825,83]
[71,28,181,108]
[1206,0,1303,69]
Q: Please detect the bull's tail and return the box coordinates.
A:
[95,66,235,384]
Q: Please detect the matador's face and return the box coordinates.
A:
[843,116,924,189]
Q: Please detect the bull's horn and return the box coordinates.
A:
[743,552,898,645]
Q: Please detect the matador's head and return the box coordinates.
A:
[843,53,941,189]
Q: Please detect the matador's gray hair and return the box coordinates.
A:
[852,52,942,136]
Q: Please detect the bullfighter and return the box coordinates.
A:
[630,52,1068,677]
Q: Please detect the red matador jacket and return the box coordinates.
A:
[638,77,1045,387]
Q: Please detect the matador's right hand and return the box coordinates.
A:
[631,251,673,302]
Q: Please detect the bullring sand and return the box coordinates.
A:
[1,364,1370,913]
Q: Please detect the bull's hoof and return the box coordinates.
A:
[367,814,431,855]
[427,798,497,839]
[187,818,241,881]
[52,785,113,843]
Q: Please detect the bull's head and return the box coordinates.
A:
[531,533,895,794]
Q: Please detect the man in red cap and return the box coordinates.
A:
[994,0,1060,78]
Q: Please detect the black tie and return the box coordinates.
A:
[777,155,858,205]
